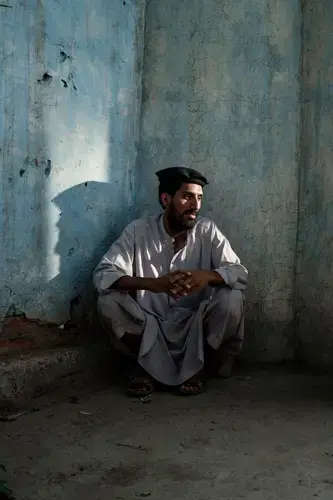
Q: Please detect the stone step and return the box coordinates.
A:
[0,344,111,407]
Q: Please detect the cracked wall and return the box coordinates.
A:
[137,0,301,362]
[2,0,333,365]
[0,0,146,324]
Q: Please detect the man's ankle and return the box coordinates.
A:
[217,355,235,378]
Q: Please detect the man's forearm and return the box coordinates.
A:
[111,275,154,292]
[207,270,224,286]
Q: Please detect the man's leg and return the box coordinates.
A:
[204,287,245,378]
[98,292,154,395]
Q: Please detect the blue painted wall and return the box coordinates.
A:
[137,0,301,361]
[0,0,146,323]
[2,0,333,365]
[296,1,333,366]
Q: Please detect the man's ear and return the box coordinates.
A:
[161,192,171,209]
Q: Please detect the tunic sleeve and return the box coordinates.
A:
[93,222,135,294]
[210,223,248,291]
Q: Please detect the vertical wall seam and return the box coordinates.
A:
[292,0,306,360]
[133,0,148,216]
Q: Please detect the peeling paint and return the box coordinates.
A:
[0,0,146,325]
[5,0,331,367]
[38,72,53,84]
[44,159,52,177]
[59,50,70,63]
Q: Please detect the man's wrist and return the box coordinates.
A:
[113,276,155,292]
[143,277,156,292]
[206,270,224,286]
[130,277,156,292]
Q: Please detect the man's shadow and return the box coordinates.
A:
[49,181,133,331]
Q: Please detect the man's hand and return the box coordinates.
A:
[148,271,191,299]
[113,271,223,297]
[171,270,224,297]
[171,270,211,296]
[149,270,224,300]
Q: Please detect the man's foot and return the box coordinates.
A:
[179,375,206,396]
[127,366,155,397]
[205,343,236,378]
[217,355,235,378]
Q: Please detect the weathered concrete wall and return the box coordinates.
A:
[137,0,301,361]
[0,0,146,324]
[296,1,333,366]
[4,0,332,366]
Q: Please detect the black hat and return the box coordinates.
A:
[156,167,208,194]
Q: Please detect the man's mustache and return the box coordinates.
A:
[183,210,198,216]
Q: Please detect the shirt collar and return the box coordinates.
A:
[159,213,175,244]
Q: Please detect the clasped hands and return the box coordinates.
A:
[149,270,214,300]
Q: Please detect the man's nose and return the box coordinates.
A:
[191,198,200,210]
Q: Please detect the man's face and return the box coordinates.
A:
[164,183,203,230]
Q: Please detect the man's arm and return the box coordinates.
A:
[205,270,225,286]
[112,276,155,292]
[93,223,136,294]
[210,223,248,290]
[156,224,247,297]
[93,223,190,296]
[112,274,189,295]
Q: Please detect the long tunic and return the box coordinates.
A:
[93,214,248,385]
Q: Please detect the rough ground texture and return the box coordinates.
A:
[2,368,333,500]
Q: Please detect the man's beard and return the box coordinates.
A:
[167,204,198,232]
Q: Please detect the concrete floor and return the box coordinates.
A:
[2,368,333,500]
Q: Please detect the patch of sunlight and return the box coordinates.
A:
[45,105,110,281]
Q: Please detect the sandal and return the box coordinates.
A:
[127,366,155,397]
[179,376,206,396]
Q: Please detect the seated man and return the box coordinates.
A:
[93,167,248,396]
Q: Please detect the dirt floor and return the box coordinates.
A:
[2,368,333,500]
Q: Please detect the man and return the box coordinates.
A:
[93,167,248,396]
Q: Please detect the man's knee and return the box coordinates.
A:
[98,291,145,339]
[97,291,125,317]
[211,287,244,320]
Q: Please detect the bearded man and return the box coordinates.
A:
[93,167,248,396]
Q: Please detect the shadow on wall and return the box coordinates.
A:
[49,180,129,327]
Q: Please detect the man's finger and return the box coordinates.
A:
[169,270,191,280]
[172,278,191,289]
[170,282,192,298]
[170,273,193,284]
[170,282,197,299]
[169,273,188,284]
[170,283,185,295]
[172,270,191,276]
[169,270,188,277]
[180,276,196,288]
[170,291,187,300]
